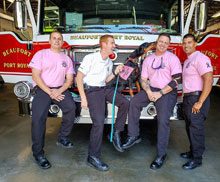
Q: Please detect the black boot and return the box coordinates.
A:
[87,156,109,171]
[34,155,51,169]
[182,159,202,170]
[122,136,141,150]
[112,130,124,152]
[150,154,167,170]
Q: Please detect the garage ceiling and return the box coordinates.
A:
[0,0,219,30]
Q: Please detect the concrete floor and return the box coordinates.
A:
[0,84,220,182]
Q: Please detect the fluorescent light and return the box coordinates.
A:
[6,0,15,3]
[212,11,220,18]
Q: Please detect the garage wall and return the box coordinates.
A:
[0,8,32,40]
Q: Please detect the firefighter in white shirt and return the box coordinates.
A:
[76,34,129,172]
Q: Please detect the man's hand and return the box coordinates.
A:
[50,89,65,102]
[115,64,124,74]
[146,91,154,101]
[50,89,62,98]
[54,95,65,102]
[192,101,203,114]
[150,91,162,102]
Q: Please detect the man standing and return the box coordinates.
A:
[29,31,76,169]
[76,34,129,172]
[122,33,182,170]
[181,34,213,170]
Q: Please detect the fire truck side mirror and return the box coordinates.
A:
[194,0,208,32]
[14,0,27,30]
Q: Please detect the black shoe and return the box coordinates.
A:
[87,156,109,172]
[122,136,141,149]
[182,160,202,170]
[56,138,74,148]
[180,151,193,159]
[35,155,51,169]
[112,130,124,152]
[150,154,167,170]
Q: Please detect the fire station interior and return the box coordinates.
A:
[1,0,220,181]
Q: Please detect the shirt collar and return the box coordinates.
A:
[188,51,199,59]
[98,51,109,62]
[154,51,168,58]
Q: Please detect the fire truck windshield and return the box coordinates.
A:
[40,0,180,34]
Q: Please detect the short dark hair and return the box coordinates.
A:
[158,33,171,41]
[183,33,197,42]
[49,31,63,40]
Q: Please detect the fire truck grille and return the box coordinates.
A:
[74,52,93,63]
[74,52,131,64]
[114,52,131,64]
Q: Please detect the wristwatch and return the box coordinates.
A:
[159,90,164,96]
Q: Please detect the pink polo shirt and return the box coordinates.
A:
[182,51,213,93]
[29,49,75,87]
[141,51,182,89]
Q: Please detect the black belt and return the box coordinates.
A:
[49,86,62,89]
[35,86,62,89]
[84,84,105,90]
[184,91,201,96]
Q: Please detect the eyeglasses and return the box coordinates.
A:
[151,57,165,70]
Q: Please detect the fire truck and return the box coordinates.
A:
[0,0,219,123]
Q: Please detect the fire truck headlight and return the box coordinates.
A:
[146,102,157,117]
[14,81,33,99]
[49,104,60,115]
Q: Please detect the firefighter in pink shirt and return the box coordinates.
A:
[180,34,213,170]
[29,31,76,169]
[122,33,182,170]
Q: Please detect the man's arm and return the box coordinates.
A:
[150,73,182,101]
[76,71,88,109]
[106,64,124,83]
[160,73,182,95]
[199,72,213,103]
[106,72,116,83]
[32,68,51,95]
[140,77,154,101]
[50,73,73,101]
[57,73,73,93]
[192,71,213,114]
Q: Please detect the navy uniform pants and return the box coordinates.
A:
[32,87,76,157]
[183,94,210,161]
[86,87,129,158]
[127,88,177,156]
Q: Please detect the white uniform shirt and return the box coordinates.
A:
[78,51,113,86]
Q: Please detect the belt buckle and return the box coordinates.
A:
[194,91,200,96]
[184,91,200,96]
[84,84,90,90]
